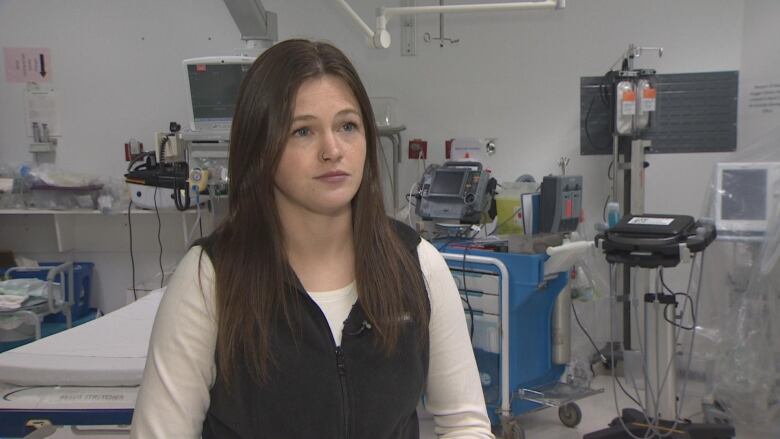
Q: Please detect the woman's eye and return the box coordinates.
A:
[292,127,310,137]
[342,122,358,132]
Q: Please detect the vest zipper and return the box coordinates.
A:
[295,286,355,439]
[335,346,349,439]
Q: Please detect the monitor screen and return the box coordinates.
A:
[186,63,249,122]
[430,170,466,196]
[721,168,767,221]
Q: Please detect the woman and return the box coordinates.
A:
[131,39,493,438]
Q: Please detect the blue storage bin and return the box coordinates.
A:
[1,262,94,322]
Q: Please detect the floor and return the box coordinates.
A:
[419,375,771,439]
[9,375,773,438]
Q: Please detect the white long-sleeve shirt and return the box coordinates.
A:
[131,239,494,438]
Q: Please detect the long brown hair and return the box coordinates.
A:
[208,39,429,385]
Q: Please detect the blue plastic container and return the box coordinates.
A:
[1,262,94,322]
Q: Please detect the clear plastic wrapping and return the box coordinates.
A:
[0,163,122,211]
[692,126,780,434]
[567,229,615,367]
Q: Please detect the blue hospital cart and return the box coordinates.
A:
[439,242,601,438]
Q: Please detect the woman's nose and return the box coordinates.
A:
[319,131,343,162]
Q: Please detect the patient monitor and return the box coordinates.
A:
[182,56,254,132]
[415,161,494,224]
[714,162,780,240]
[180,56,254,189]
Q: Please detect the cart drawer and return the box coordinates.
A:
[450,269,500,296]
[465,312,500,354]
[460,290,499,315]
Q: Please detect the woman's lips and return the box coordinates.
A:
[315,171,349,183]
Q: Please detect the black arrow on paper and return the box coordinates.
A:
[39,54,46,78]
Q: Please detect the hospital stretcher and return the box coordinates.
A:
[0,290,162,438]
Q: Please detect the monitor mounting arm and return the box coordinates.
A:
[222,0,278,51]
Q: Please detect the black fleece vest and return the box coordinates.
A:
[195,221,429,439]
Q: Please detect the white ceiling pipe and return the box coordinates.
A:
[374,0,562,48]
[335,0,377,46]
[337,0,564,49]
[382,0,562,18]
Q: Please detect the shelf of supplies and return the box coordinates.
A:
[0,208,101,215]
[0,208,200,215]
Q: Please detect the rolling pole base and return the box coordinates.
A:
[583,408,735,439]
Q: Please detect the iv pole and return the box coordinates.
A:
[610,44,676,418]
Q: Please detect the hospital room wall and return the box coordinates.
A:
[0,0,744,315]
[0,0,244,313]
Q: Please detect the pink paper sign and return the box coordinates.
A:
[4,47,51,83]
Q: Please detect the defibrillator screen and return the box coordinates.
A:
[429,170,466,196]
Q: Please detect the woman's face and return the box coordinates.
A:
[273,74,367,218]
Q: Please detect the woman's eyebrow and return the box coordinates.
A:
[292,109,360,122]
[291,114,317,123]
[335,108,361,118]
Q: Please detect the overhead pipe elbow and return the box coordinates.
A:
[372,8,391,49]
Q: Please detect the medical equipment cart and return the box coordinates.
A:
[439,242,601,438]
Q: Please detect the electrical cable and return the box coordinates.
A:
[658,255,702,420]
[643,253,702,438]
[126,151,155,173]
[623,267,653,410]
[609,265,655,439]
[584,71,617,154]
[153,184,164,289]
[435,237,475,340]
[172,165,190,211]
[462,243,475,340]
[158,136,168,165]
[608,253,706,439]
[663,295,695,330]
[648,269,681,438]
[407,181,419,228]
[127,200,137,301]
[584,94,611,153]
[602,194,611,222]
[659,268,696,330]
[571,299,642,407]
[673,253,706,423]
[571,300,603,363]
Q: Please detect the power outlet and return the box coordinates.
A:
[408,139,427,159]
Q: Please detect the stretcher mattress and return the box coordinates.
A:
[0,289,163,387]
